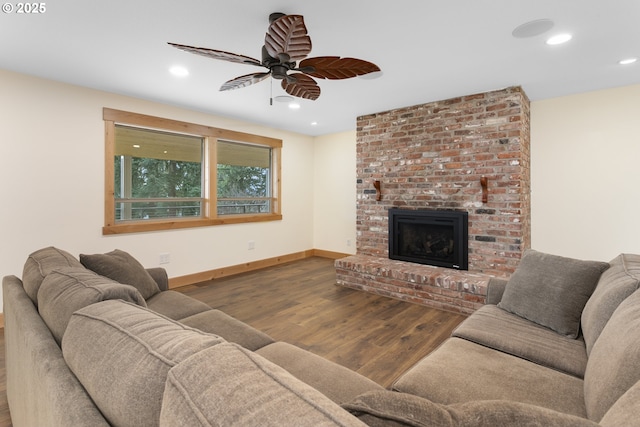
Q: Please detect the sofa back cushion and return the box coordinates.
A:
[38,267,146,344]
[583,288,640,422]
[599,379,640,427]
[160,342,366,427]
[62,299,225,427]
[581,253,640,355]
[80,249,161,299]
[498,249,609,338]
[22,246,84,305]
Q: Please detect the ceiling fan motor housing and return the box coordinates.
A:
[269,12,286,23]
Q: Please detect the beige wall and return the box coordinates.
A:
[530,84,640,261]
[313,131,357,255]
[0,69,315,310]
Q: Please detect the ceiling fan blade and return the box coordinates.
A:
[264,15,312,62]
[281,73,320,100]
[168,42,263,67]
[298,56,380,80]
[220,72,270,91]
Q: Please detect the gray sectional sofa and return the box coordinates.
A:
[3,247,640,426]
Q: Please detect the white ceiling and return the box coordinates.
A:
[2,0,639,136]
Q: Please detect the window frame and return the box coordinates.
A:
[103,108,282,235]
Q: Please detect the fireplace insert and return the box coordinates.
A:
[388,208,468,270]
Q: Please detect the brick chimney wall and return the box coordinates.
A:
[336,87,531,314]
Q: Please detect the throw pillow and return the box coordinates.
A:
[498,249,609,338]
[80,249,160,299]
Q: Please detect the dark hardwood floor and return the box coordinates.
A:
[178,257,467,387]
[0,256,466,426]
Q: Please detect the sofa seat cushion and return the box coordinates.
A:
[80,249,161,299]
[37,267,146,344]
[452,305,588,378]
[179,309,274,351]
[392,338,586,418]
[256,341,384,405]
[160,342,367,427]
[584,288,640,422]
[581,253,640,355]
[498,249,609,338]
[62,299,225,427]
[22,246,84,306]
[343,391,599,427]
[146,290,212,320]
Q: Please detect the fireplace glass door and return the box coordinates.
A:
[388,209,468,270]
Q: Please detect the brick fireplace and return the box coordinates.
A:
[335,86,531,314]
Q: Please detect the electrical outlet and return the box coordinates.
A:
[159,253,171,264]
[346,239,352,247]
[248,241,255,250]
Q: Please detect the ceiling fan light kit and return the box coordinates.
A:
[169,12,380,101]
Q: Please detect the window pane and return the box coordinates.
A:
[217,141,271,215]
[114,125,204,221]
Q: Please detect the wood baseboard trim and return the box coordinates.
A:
[168,249,352,289]
[310,249,352,260]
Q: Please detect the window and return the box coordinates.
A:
[103,108,282,234]
[217,141,272,215]
[115,125,204,221]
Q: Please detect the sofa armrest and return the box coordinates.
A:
[146,268,169,292]
[486,277,509,305]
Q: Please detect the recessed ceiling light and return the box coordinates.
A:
[274,95,294,103]
[546,33,572,45]
[512,19,554,38]
[288,102,301,110]
[311,121,318,126]
[619,57,638,65]
[169,66,189,77]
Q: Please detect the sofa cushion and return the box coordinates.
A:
[38,267,146,344]
[452,304,588,378]
[256,341,384,405]
[80,249,161,299]
[581,253,640,355]
[599,379,640,427]
[62,299,225,427]
[392,337,586,418]
[179,309,274,351]
[160,343,367,427]
[22,246,84,306]
[343,391,598,427]
[498,249,609,338]
[146,290,212,320]
[583,288,640,422]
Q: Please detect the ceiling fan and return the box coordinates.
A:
[168,12,381,101]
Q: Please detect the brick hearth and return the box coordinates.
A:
[336,87,531,314]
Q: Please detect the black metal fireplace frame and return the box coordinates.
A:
[388,208,469,270]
